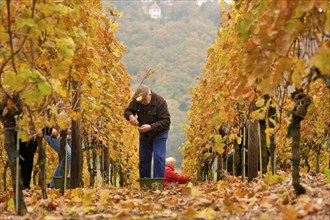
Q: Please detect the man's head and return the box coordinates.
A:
[133,84,151,105]
[166,157,176,169]
[51,128,59,138]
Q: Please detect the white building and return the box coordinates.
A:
[197,0,208,6]
[149,2,161,19]
[141,0,153,4]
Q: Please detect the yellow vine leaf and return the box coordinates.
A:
[3,71,24,91]
[256,98,265,108]
[197,208,216,220]
[237,137,242,145]
[7,198,14,209]
[16,18,35,28]
[56,112,71,130]
[56,38,75,59]
[110,22,119,32]
[99,190,110,205]
[219,0,226,9]
[51,79,68,99]
[217,180,228,188]
[53,4,70,15]
[71,195,82,203]
[147,69,153,78]
[83,190,93,206]
[263,172,285,186]
[311,42,330,74]
[68,109,81,121]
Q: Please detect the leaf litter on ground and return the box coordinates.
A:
[0,171,329,219]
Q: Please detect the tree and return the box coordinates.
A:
[0,0,137,214]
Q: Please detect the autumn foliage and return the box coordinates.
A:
[181,0,329,192]
[0,0,139,213]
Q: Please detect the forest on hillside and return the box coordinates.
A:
[104,0,222,163]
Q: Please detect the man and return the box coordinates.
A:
[164,157,190,187]
[38,128,71,188]
[124,84,170,179]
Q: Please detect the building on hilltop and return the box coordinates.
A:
[141,0,153,4]
[149,2,161,19]
[197,0,207,6]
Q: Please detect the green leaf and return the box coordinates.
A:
[4,71,26,92]
[56,38,75,59]
[263,172,285,185]
[325,168,330,184]
[38,81,52,97]
[213,134,223,144]
[72,27,86,43]
[22,86,40,106]
[23,69,39,79]
[57,38,75,48]
[53,4,70,14]
[256,98,265,108]
[236,15,254,37]
[7,198,14,209]
[2,71,17,88]
[60,48,74,58]
[16,18,35,28]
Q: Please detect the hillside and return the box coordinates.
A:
[103,0,221,164]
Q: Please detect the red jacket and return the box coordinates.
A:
[164,164,190,187]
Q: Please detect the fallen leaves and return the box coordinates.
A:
[0,172,329,219]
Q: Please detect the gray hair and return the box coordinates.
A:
[166,157,176,167]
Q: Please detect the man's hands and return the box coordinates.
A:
[138,124,151,133]
[129,115,151,133]
[129,115,139,126]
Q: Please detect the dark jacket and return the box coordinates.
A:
[19,137,38,189]
[164,164,190,187]
[124,92,170,141]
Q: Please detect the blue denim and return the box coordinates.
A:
[139,131,168,178]
[46,136,71,188]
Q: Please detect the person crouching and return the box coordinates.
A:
[164,157,190,188]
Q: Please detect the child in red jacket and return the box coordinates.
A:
[164,157,190,187]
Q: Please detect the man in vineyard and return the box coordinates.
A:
[124,84,171,179]
[38,128,71,188]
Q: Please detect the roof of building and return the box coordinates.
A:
[149,2,160,9]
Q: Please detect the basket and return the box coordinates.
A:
[139,178,164,190]
[53,176,71,189]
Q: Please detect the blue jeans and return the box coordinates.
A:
[139,131,168,178]
[46,136,71,188]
